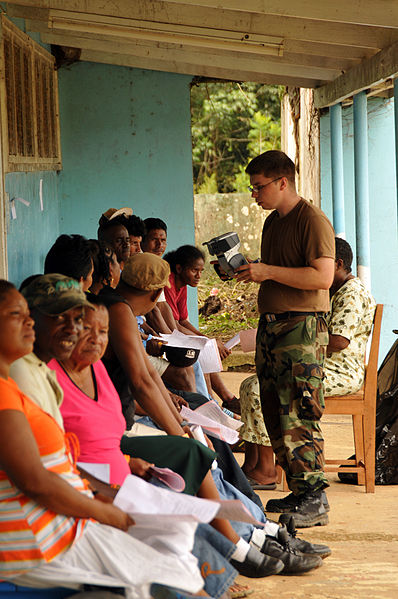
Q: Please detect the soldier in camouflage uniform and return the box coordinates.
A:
[235,151,335,528]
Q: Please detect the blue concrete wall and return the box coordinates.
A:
[57,61,198,320]
[5,172,60,287]
[320,98,398,363]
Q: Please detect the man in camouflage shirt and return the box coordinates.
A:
[324,238,375,395]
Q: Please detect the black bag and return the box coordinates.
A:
[339,338,398,485]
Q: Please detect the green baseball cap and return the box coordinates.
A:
[22,273,94,315]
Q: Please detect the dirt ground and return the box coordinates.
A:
[220,372,398,599]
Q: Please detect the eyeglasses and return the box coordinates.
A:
[248,177,282,194]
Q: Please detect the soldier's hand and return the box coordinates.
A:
[234,262,269,283]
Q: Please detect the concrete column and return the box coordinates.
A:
[353,91,371,290]
[330,103,345,238]
[394,78,398,224]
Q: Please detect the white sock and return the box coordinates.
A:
[231,537,251,562]
[250,527,266,549]
[263,521,280,538]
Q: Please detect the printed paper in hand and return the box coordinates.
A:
[195,401,243,431]
[114,475,264,527]
[224,333,240,351]
[114,474,220,524]
[180,405,240,444]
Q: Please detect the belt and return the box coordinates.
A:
[261,311,324,323]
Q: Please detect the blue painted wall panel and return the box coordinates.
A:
[321,98,398,362]
[57,62,198,321]
[5,172,60,287]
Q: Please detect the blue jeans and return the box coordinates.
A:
[211,466,267,541]
[193,524,237,599]
[193,361,212,399]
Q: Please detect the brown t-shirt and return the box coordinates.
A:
[258,199,335,314]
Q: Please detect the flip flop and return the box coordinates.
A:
[246,476,277,490]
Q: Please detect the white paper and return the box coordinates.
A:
[159,329,208,351]
[114,475,262,526]
[39,178,44,211]
[181,406,240,444]
[198,338,223,373]
[195,401,243,431]
[114,474,220,523]
[240,328,257,352]
[224,333,241,350]
[77,462,110,483]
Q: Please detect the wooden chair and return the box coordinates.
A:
[323,303,383,493]
[278,304,383,493]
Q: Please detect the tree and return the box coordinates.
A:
[191,81,283,193]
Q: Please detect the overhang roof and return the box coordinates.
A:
[6,0,398,107]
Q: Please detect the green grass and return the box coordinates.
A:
[197,272,259,341]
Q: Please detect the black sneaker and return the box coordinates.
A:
[278,515,332,558]
[284,491,329,528]
[260,526,322,574]
[266,491,330,513]
[230,545,284,578]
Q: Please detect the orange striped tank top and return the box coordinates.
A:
[0,378,88,576]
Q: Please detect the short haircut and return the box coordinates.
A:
[97,216,128,242]
[164,245,205,274]
[125,215,146,238]
[335,237,353,273]
[44,234,93,281]
[0,280,16,303]
[246,150,296,184]
[143,218,167,236]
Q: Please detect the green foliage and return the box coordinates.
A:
[196,172,218,194]
[191,81,283,193]
[197,272,259,340]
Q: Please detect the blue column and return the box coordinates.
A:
[353,91,371,290]
[330,103,345,237]
[394,79,398,226]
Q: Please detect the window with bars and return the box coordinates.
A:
[1,16,62,172]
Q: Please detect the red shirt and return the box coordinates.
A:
[164,272,188,321]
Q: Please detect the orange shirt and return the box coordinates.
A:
[0,377,88,576]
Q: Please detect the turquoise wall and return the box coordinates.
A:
[5,172,60,287]
[57,61,198,320]
[320,98,398,363]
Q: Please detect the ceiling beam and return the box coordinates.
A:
[77,47,322,87]
[6,1,398,49]
[39,29,338,82]
[160,1,398,29]
[314,40,398,107]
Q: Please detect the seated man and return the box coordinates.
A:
[323,237,376,396]
[10,274,92,428]
[97,210,131,267]
[241,238,376,495]
[124,214,146,255]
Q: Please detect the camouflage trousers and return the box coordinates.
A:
[256,313,330,496]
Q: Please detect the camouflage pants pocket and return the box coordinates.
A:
[292,362,325,421]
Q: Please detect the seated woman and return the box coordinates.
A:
[50,298,216,494]
[163,245,239,414]
[50,297,325,577]
[0,281,207,597]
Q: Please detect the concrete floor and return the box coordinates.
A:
[220,372,398,598]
